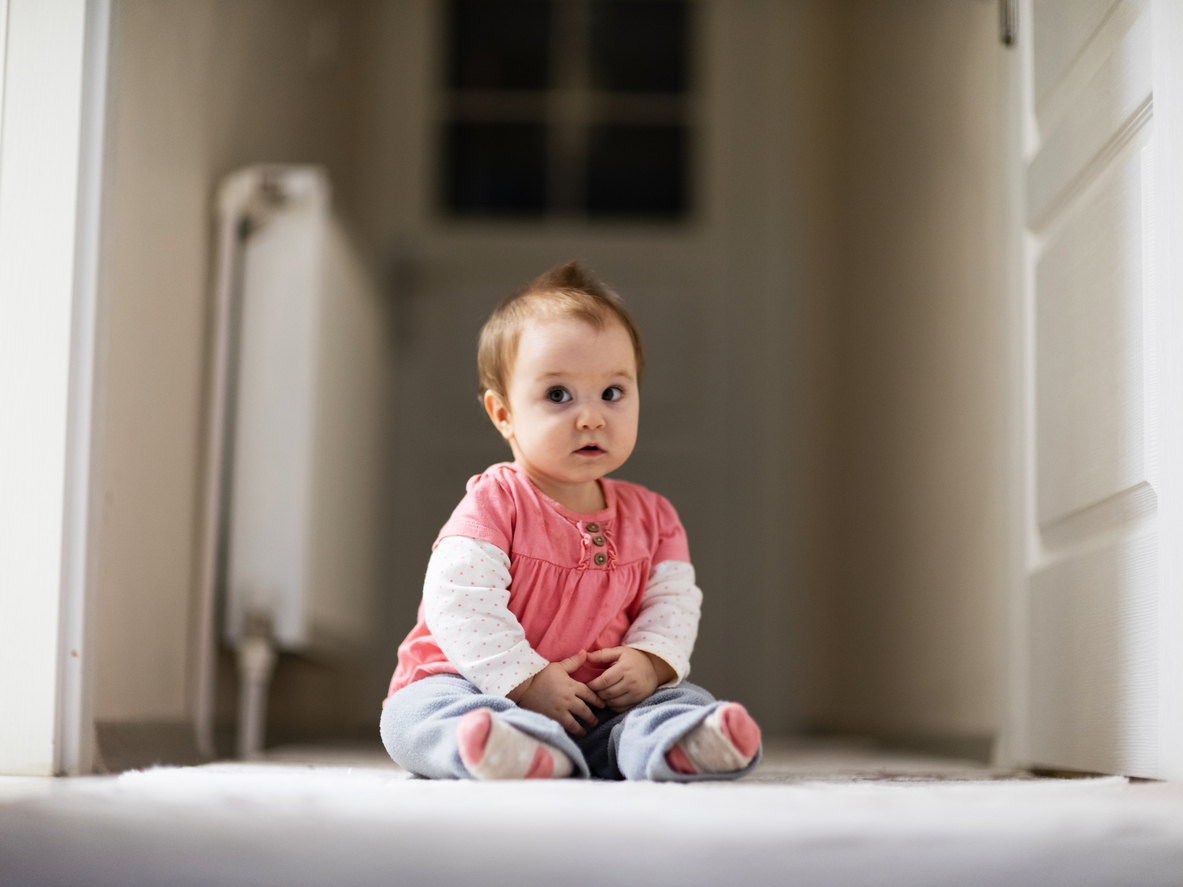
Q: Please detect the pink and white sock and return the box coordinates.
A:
[665,703,761,775]
[456,708,574,780]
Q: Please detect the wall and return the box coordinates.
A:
[819,0,1009,754]
[91,0,370,756]
[774,0,844,729]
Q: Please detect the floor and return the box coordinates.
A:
[1,739,1181,887]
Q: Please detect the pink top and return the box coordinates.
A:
[388,462,691,696]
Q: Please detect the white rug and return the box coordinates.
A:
[1,742,1181,887]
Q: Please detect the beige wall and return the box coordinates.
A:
[816,0,1008,748]
[92,0,365,726]
[776,0,844,730]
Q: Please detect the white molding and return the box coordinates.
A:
[998,0,1034,771]
[0,0,9,150]
[0,0,93,776]
[1150,0,1183,779]
[56,0,110,777]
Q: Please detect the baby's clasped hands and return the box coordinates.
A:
[587,647,676,713]
[507,650,605,736]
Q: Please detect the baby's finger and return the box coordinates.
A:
[587,670,623,693]
[596,683,633,703]
[558,650,589,675]
[585,647,622,665]
[576,684,606,708]
[563,714,586,736]
[571,699,598,727]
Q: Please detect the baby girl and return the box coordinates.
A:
[380,262,762,780]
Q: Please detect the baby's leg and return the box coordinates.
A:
[609,683,762,782]
[380,673,589,779]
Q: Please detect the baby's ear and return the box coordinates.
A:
[483,390,513,441]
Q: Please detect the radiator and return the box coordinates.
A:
[195,166,388,757]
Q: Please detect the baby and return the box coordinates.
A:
[380,262,762,780]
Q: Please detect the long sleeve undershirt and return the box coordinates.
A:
[422,535,701,697]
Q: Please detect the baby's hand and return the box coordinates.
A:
[509,650,604,736]
[586,647,675,713]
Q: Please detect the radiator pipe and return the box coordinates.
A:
[235,610,276,759]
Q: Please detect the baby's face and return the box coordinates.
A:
[492,315,639,501]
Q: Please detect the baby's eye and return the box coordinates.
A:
[547,387,571,404]
[602,386,624,402]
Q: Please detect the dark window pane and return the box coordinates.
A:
[585,124,687,217]
[590,0,688,93]
[446,122,548,215]
[448,0,552,90]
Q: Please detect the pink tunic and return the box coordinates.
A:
[388,462,691,696]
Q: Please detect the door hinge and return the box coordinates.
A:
[1000,0,1018,47]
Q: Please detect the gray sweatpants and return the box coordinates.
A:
[380,673,762,781]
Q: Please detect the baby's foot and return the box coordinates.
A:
[665,703,761,775]
[457,708,574,780]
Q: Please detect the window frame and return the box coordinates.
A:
[433,0,700,225]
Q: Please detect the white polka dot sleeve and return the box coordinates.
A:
[622,560,701,687]
[422,535,550,697]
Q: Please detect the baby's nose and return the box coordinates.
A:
[577,407,607,428]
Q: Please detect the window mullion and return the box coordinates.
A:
[548,0,591,217]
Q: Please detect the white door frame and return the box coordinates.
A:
[1149,0,1183,779]
[0,0,110,776]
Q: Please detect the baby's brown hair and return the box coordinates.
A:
[478,261,645,402]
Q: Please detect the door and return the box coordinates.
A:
[1011,0,1183,777]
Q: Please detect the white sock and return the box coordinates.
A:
[456,708,574,780]
[666,703,761,775]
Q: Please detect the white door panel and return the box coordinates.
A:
[1032,0,1119,105]
[1035,144,1149,528]
[1027,1,1150,227]
[1028,530,1158,774]
[1017,0,1170,776]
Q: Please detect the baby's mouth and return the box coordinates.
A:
[577,444,604,455]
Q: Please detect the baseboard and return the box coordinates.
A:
[794,726,1000,765]
[882,733,996,764]
[94,720,203,773]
